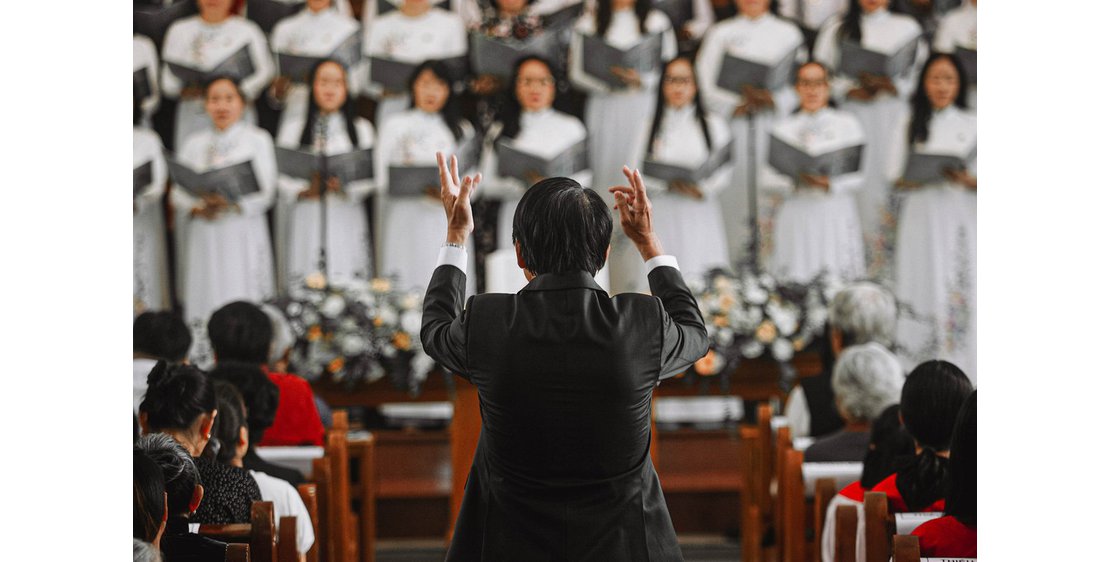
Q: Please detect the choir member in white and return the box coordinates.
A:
[812,0,926,270]
[765,62,866,283]
[362,0,468,126]
[696,0,805,265]
[171,77,278,328]
[889,53,976,383]
[568,0,676,191]
[932,0,975,108]
[134,99,170,315]
[479,56,590,251]
[276,60,376,290]
[633,55,732,288]
[777,0,848,47]
[375,61,478,293]
[134,33,161,127]
[161,0,275,150]
[270,0,365,133]
[568,0,676,292]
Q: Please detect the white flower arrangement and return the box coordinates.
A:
[266,277,436,394]
[694,268,835,370]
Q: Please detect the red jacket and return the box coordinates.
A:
[869,473,946,513]
[259,369,325,446]
[912,515,976,558]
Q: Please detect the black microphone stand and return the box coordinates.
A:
[314,116,330,287]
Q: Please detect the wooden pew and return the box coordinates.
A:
[738,424,762,562]
[227,544,251,562]
[891,535,920,562]
[311,457,332,562]
[448,380,481,544]
[297,484,320,562]
[326,411,356,562]
[863,491,893,562]
[813,477,838,562]
[779,447,806,562]
[833,504,858,562]
[357,435,377,562]
[198,501,280,562]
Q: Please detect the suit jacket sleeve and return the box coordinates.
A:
[648,265,710,381]
[420,264,472,381]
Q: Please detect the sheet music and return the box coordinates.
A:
[371,55,469,92]
[768,135,864,178]
[715,50,796,92]
[902,151,969,185]
[278,32,362,82]
[894,512,943,535]
[469,32,560,79]
[166,157,260,201]
[838,36,919,78]
[246,0,305,35]
[387,165,441,197]
[642,141,733,184]
[134,68,153,101]
[496,139,588,183]
[276,147,375,185]
[167,45,256,87]
[541,3,585,30]
[134,161,154,198]
[582,34,663,89]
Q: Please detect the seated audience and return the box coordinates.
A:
[210,301,325,448]
[805,343,904,462]
[139,362,262,524]
[912,391,977,557]
[205,381,316,558]
[820,359,974,562]
[136,433,228,562]
[210,360,305,486]
[134,449,168,548]
[134,312,192,414]
[785,282,898,438]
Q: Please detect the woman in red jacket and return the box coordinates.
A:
[912,390,976,557]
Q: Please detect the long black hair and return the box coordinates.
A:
[298,58,362,149]
[203,380,249,465]
[908,52,968,145]
[408,59,466,141]
[497,55,556,140]
[646,55,712,158]
[209,361,280,447]
[860,404,914,489]
[945,391,976,526]
[837,0,866,42]
[596,0,651,37]
[894,360,974,511]
[140,361,217,433]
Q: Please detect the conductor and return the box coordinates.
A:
[421,153,709,561]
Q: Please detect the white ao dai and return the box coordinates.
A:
[134,35,161,126]
[161,16,276,150]
[134,127,170,314]
[276,113,376,290]
[892,105,976,383]
[766,107,866,283]
[375,110,477,293]
[171,122,278,326]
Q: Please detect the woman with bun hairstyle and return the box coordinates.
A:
[139,361,262,525]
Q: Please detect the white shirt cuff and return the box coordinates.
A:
[436,244,468,273]
[645,254,680,273]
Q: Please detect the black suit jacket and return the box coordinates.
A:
[421,263,708,561]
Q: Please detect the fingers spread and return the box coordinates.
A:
[450,155,461,187]
[436,152,450,195]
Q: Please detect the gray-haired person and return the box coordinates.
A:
[784,282,898,438]
[804,343,904,462]
[133,538,162,562]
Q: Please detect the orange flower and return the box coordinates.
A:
[307,325,323,341]
[327,357,345,373]
[393,332,412,351]
[755,320,777,344]
[713,314,729,327]
[373,317,384,327]
[694,350,718,376]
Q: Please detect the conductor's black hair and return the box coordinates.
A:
[512,177,613,276]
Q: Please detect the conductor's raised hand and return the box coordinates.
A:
[609,166,663,261]
[436,151,482,246]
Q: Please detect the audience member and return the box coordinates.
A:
[139,362,262,524]
[134,449,168,548]
[259,303,327,445]
[804,342,903,462]
[206,380,316,558]
[136,433,228,562]
[134,312,192,414]
[912,390,976,557]
[784,282,897,438]
[133,538,163,562]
